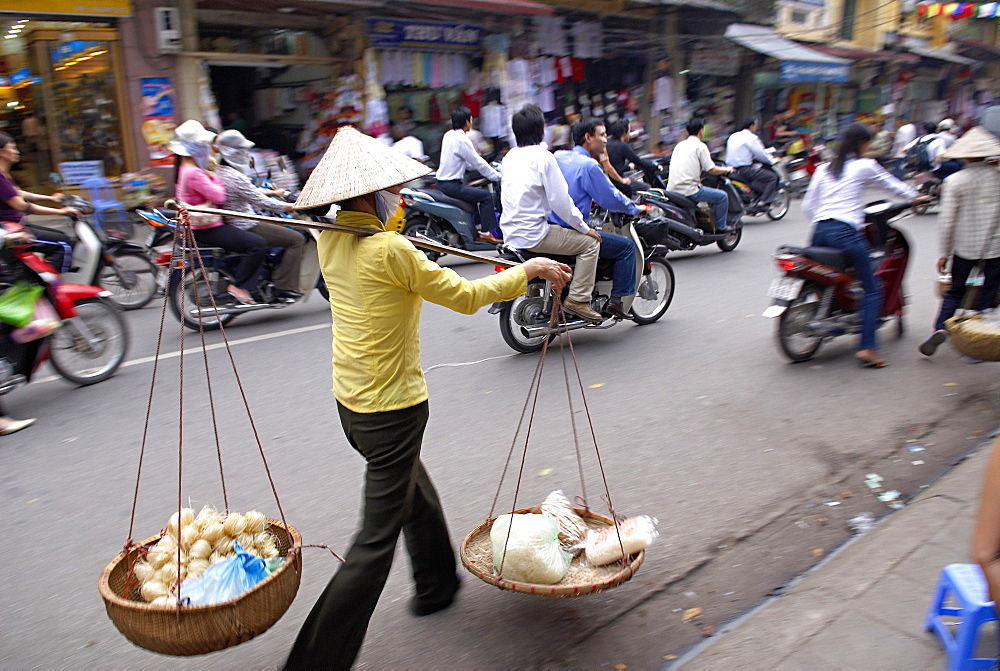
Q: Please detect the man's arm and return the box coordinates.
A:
[937,178,958,267]
[623,143,657,177]
[584,162,640,215]
[749,135,773,165]
[458,133,501,181]
[699,144,732,176]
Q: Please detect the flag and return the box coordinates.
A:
[928,3,941,15]
[917,2,928,16]
[943,3,959,16]
[981,2,999,17]
[956,2,975,17]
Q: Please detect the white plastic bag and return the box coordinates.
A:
[490,513,572,584]
[585,516,659,567]
[539,490,589,555]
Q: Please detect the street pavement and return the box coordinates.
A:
[679,430,1000,670]
[1,195,999,668]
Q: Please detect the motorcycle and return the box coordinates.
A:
[0,228,129,391]
[778,136,825,197]
[28,192,160,311]
[144,205,329,331]
[762,200,913,363]
[399,169,502,262]
[729,162,790,220]
[637,170,746,253]
[492,216,675,353]
[907,170,941,215]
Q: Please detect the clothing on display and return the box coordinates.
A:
[379,50,470,88]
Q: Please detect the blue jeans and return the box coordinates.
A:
[692,185,729,230]
[811,219,881,351]
[436,180,496,233]
[935,254,1000,330]
[598,231,637,297]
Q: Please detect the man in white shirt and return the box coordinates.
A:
[890,117,917,178]
[937,118,958,148]
[389,122,426,162]
[667,118,735,231]
[436,107,502,243]
[726,117,778,204]
[500,104,603,322]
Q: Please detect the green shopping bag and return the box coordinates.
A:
[0,282,45,328]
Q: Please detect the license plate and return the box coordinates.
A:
[791,169,809,180]
[767,277,804,300]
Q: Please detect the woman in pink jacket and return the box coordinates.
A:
[171,120,266,304]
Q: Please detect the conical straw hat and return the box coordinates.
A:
[941,126,1000,159]
[294,126,431,210]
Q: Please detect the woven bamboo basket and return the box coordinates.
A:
[460,507,643,597]
[99,520,301,656]
[946,314,1000,362]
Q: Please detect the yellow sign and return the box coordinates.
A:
[0,0,131,18]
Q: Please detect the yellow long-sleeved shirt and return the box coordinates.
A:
[319,210,528,413]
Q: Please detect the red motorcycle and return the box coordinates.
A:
[0,227,129,393]
[762,201,912,362]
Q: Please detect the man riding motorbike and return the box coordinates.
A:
[726,117,779,205]
[605,119,660,195]
[436,107,501,243]
[499,104,604,322]
[667,118,736,232]
[550,118,650,318]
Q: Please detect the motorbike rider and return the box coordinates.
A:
[726,117,779,205]
[605,119,660,195]
[802,122,919,369]
[550,118,650,319]
[389,122,426,162]
[436,106,502,244]
[499,104,604,322]
[904,122,955,180]
[0,132,80,272]
[171,119,267,305]
[918,127,1000,357]
[667,118,736,232]
[214,129,305,301]
[937,118,959,149]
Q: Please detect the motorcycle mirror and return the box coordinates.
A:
[277,156,286,171]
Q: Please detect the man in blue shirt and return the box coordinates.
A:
[550,118,649,318]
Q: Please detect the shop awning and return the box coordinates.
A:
[907,44,976,65]
[810,44,920,64]
[404,0,553,15]
[724,24,849,65]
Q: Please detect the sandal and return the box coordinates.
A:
[227,291,258,306]
[857,355,889,368]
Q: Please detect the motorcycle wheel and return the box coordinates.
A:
[767,189,790,220]
[98,251,159,310]
[629,257,675,325]
[169,267,236,331]
[316,271,329,301]
[499,295,554,353]
[49,298,129,386]
[402,215,445,262]
[717,226,742,252]
[777,284,824,362]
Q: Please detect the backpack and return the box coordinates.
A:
[906,137,935,172]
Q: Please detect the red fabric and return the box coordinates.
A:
[571,58,585,82]
[917,3,928,17]
[463,89,483,117]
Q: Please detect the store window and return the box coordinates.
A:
[790,10,810,25]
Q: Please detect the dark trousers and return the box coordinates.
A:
[286,400,459,670]
[812,219,881,351]
[935,254,1000,330]
[192,225,267,291]
[25,223,73,273]
[436,180,496,233]
[734,165,778,203]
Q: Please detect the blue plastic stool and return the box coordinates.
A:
[925,563,998,670]
[81,177,131,239]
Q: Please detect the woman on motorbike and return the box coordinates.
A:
[0,132,81,272]
[213,129,305,301]
[171,120,266,305]
[802,122,918,368]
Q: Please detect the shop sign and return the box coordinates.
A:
[0,0,131,17]
[780,61,850,83]
[0,77,8,87]
[9,68,30,86]
[689,40,740,77]
[59,160,104,184]
[367,18,482,52]
[139,77,177,168]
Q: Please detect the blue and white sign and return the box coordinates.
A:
[9,67,30,86]
[780,61,850,83]
[58,160,104,184]
[367,18,482,52]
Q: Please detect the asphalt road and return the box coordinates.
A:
[2,197,998,668]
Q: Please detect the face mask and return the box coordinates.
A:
[374,190,397,224]
[181,141,212,170]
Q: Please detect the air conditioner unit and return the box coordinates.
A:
[154,7,182,55]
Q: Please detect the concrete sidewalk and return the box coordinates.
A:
[679,432,1000,669]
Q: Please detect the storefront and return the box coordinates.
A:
[0,1,133,189]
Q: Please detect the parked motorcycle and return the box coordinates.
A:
[28,193,159,311]
[637,170,746,253]
[492,216,675,353]
[399,170,501,262]
[762,201,913,363]
[0,228,129,391]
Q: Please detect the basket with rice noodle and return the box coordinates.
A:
[946,313,1000,361]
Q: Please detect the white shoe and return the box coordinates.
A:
[0,416,36,436]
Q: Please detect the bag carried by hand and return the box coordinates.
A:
[0,282,45,328]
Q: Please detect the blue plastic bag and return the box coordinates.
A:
[178,542,269,606]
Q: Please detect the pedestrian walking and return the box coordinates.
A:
[919,126,1000,357]
[284,125,570,669]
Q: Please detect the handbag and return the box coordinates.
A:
[10,297,60,343]
[0,281,45,328]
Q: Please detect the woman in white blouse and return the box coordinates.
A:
[802,123,919,368]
